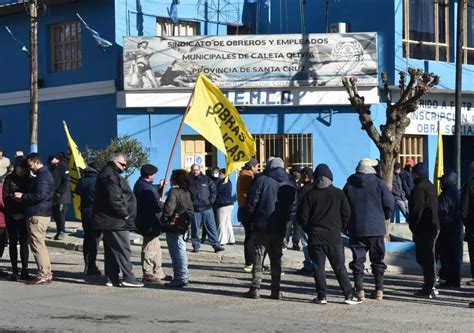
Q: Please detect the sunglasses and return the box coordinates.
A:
[118,162,127,168]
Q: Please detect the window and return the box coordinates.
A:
[254,134,313,171]
[464,0,474,64]
[157,19,198,37]
[51,21,81,72]
[398,135,424,165]
[227,25,250,35]
[403,0,449,62]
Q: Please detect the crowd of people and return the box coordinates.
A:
[0,149,473,308]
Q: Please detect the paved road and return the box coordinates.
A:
[0,248,473,332]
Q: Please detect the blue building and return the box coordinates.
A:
[0,0,473,211]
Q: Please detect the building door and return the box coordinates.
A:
[181,135,217,176]
[253,134,313,171]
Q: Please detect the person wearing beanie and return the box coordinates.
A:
[409,162,440,298]
[76,160,103,276]
[237,158,259,272]
[242,157,297,300]
[298,163,360,305]
[133,163,170,283]
[343,159,394,301]
[294,167,315,275]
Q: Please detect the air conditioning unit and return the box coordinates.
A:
[330,22,349,33]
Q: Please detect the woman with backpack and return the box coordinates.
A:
[161,169,194,288]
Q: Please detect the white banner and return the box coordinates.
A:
[123,33,378,90]
[405,94,474,136]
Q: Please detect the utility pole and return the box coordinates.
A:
[29,0,38,153]
[455,0,464,189]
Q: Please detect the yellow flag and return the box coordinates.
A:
[63,121,87,220]
[434,121,444,195]
[184,73,256,176]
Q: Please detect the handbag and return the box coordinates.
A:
[162,206,192,235]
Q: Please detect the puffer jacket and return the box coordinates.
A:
[190,173,216,212]
[343,173,394,237]
[93,162,137,231]
[247,167,297,236]
[22,166,56,217]
[76,167,98,216]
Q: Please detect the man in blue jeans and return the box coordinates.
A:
[189,164,225,253]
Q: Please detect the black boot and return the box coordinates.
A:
[374,275,384,300]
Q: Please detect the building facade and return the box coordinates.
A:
[0,0,473,218]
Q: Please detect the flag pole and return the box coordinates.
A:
[160,88,196,200]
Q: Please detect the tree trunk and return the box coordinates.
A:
[379,151,395,242]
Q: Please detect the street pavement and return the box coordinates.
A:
[0,232,473,332]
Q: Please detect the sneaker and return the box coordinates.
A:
[191,247,200,253]
[213,245,225,253]
[105,279,120,287]
[295,267,313,276]
[20,272,33,281]
[469,302,474,308]
[54,232,66,240]
[313,297,327,305]
[120,280,144,288]
[243,265,253,273]
[374,290,383,300]
[466,280,474,286]
[291,244,301,251]
[344,297,362,305]
[270,290,283,300]
[166,280,188,288]
[413,289,436,299]
[281,270,285,276]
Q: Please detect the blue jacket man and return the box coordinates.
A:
[133,164,168,283]
[343,159,394,301]
[14,153,55,284]
[189,164,224,253]
[76,162,102,275]
[243,157,297,300]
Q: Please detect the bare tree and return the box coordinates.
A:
[343,69,439,239]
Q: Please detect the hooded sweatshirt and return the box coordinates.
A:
[343,170,394,237]
[438,171,462,236]
[247,167,297,236]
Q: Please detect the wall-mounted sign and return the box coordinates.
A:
[403,93,474,136]
[184,154,205,168]
[123,33,378,90]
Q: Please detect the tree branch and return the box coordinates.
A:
[382,72,392,110]
[342,77,382,147]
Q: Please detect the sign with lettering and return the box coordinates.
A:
[123,33,378,90]
[404,94,474,136]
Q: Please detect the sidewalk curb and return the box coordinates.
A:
[44,238,423,276]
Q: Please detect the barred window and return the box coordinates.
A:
[157,19,198,37]
[254,134,313,171]
[403,0,449,62]
[398,135,424,165]
[227,25,250,35]
[51,21,81,72]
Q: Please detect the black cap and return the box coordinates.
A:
[140,163,158,177]
[301,167,313,178]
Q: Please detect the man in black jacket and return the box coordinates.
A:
[242,157,297,300]
[14,153,55,284]
[76,161,103,276]
[344,159,394,301]
[49,154,71,240]
[93,153,142,287]
[133,163,169,283]
[409,162,440,298]
[461,161,474,288]
[298,164,360,305]
[189,164,224,253]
